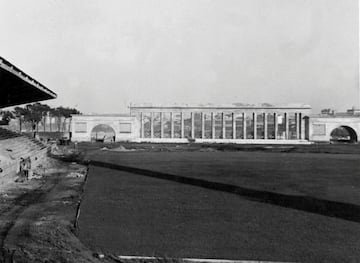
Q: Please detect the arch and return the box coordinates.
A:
[330,125,358,143]
[91,124,116,142]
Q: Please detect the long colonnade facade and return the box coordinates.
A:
[130,104,311,143]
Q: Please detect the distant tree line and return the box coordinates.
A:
[0,103,80,132]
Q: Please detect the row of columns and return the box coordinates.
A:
[140,112,305,140]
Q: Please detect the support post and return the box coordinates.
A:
[263,113,267,139]
[180,112,184,138]
[160,112,164,138]
[201,113,205,139]
[140,112,144,138]
[285,112,289,140]
[301,114,305,140]
[253,112,257,139]
[150,112,154,139]
[191,112,195,138]
[170,112,174,139]
[232,113,236,139]
[211,112,215,139]
[222,112,226,139]
[242,113,246,139]
[295,113,300,140]
[274,113,278,139]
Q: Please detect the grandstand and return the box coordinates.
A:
[0,56,57,179]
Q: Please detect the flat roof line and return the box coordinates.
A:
[0,56,57,98]
[130,106,312,110]
[117,256,296,263]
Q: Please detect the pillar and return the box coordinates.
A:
[263,113,267,140]
[201,113,205,139]
[170,112,174,139]
[284,112,289,140]
[222,112,226,139]
[300,114,305,140]
[180,112,184,138]
[191,112,195,139]
[295,113,300,140]
[140,112,144,138]
[160,112,164,138]
[274,113,278,139]
[150,112,154,138]
[211,112,215,139]
[242,112,246,139]
[253,112,257,139]
[232,113,236,139]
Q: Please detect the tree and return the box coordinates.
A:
[56,107,81,131]
[50,107,80,132]
[13,106,28,132]
[0,110,14,125]
[11,103,80,132]
[23,103,52,131]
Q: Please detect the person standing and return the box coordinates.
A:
[24,157,31,180]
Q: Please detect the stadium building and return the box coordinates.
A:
[0,57,57,177]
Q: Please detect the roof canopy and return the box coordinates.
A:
[0,56,57,108]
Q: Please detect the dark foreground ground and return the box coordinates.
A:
[77,143,360,263]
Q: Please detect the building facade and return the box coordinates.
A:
[70,104,360,144]
[129,104,312,144]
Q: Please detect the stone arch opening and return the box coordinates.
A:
[91,124,116,142]
[330,126,358,143]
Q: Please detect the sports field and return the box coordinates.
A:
[77,144,360,262]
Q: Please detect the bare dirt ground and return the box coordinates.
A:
[0,156,117,263]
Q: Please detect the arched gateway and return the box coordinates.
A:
[310,115,360,143]
[330,126,358,143]
[71,114,139,142]
[91,124,116,142]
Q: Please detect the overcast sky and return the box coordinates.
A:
[0,0,358,113]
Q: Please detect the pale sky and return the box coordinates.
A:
[0,0,358,113]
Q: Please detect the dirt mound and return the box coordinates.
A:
[101,145,137,152]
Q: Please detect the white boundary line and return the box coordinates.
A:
[117,256,296,263]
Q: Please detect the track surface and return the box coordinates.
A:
[78,149,360,262]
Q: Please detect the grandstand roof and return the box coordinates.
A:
[0,56,57,108]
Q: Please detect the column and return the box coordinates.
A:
[140,112,144,138]
[170,112,174,139]
[150,112,154,138]
[201,112,205,139]
[191,112,195,138]
[180,112,184,138]
[222,112,226,139]
[232,113,236,139]
[211,112,215,139]
[160,112,164,138]
[301,113,306,140]
[263,113,268,140]
[242,112,246,139]
[284,112,289,140]
[253,112,257,139]
[274,113,278,139]
[295,113,300,140]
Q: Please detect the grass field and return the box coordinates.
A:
[77,143,360,262]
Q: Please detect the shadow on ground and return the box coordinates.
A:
[90,160,360,223]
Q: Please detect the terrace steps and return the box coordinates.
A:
[0,128,49,178]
